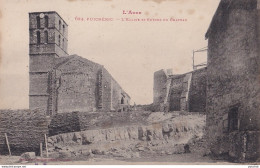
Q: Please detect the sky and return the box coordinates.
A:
[0,0,220,109]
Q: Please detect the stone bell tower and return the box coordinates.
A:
[29,11,68,113]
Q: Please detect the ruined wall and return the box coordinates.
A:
[188,68,207,112]
[55,57,102,113]
[153,68,206,112]
[167,69,206,112]
[168,74,186,111]
[0,109,48,155]
[206,0,260,161]
[153,70,168,105]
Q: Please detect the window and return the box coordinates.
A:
[37,31,41,44]
[44,15,49,27]
[44,31,48,43]
[36,16,40,28]
[58,35,61,46]
[228,106,239,132]
[62,38,64,49]
[121,97,124,104]
[59,20,61,31]
[63,25,65,34]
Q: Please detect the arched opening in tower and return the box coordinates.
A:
[37,31,40,44]
[44,15,49,27]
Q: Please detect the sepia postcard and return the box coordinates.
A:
[0,0,259,166]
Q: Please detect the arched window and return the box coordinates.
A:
[59,20,61,31]
[37,31,41,44]
[44,31,48,43]
[58,35,61,46]
[63,25,65,34]
[44,15,49,27]
[62,38,64,49]
[121,97,124,104]
[36,16,40,28]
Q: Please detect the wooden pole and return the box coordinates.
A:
[4,133,11,156]
[44,134,48,157]
[192,50,195,70]
[40,143,43,157]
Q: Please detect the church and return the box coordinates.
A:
[29,11,131,115]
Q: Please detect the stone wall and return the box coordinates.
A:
[29,54,131,114]
[29,55,56,73]
[101,68,113,111]
[29,12,68,56]
[156,68,207,112]
[102,68,130,112]
[168,74,186,111]
[47,113,206,159]
[52,57,130,113]
[188,68,207,112]
[55,56,102,113]
[29,11,69,112]
[206,0,260,161]
[49,112,81,136]
[49,111,153,136]
[111,79,122,111]
[29,12,131,114]
[0,109,48,155]
[153,70,168,105]
[29,96,49,113]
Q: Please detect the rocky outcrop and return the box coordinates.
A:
[47,113,205,159]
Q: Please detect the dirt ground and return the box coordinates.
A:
[0,154,241,165]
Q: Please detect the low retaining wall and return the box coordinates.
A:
[47,114,206,158]
[48,111,152,136]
